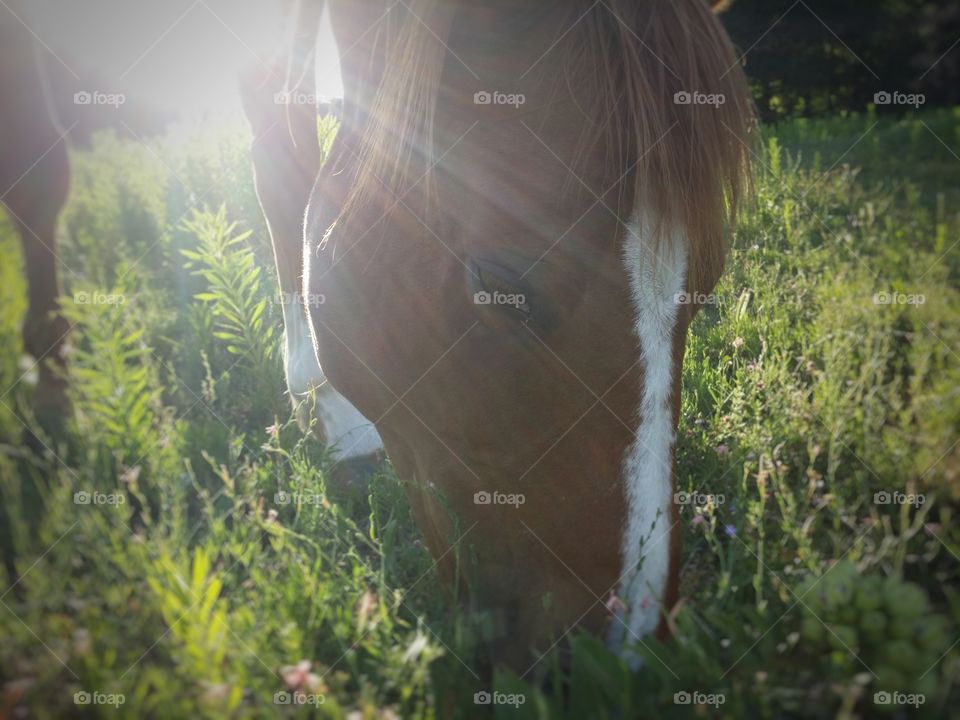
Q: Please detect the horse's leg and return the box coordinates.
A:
[7,135,71,428]
[239,1,383,470]
[0,17,72,427]
[239,11,324,433]
[15,202,70,373]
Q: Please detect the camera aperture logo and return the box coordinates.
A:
[474,490,525,508]
[273,91,322,106]
[674,90,726,107]
[874,91,924,109]
[275,291,325,309]
[473,90,525,108]
[675,291,719,306]
[873,291,925,306]
[674,690,725,707]
[274,490,323,506]
[74,490,125,506]
[74,90,126,108]
[874,490,924,508]
[874,691,924,708]
[273,691,325,706]
[74,291,126,305]
[674,491,725,507]
[473,290,527,311]
[74,691,125,707]
[474,690,525,708]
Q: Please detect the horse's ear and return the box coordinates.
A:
[709,0,734,12]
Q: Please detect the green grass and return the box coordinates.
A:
[1,108,959,719]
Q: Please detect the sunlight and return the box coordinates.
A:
[25,0,343,121]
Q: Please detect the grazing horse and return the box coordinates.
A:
[0,1,71,423]
[239,1,384,470]
[289,0,754,668]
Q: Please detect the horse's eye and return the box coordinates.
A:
[467,258,533,320]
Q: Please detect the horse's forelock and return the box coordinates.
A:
[571,0,755,292]
[338,0,755,291]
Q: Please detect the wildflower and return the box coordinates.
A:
[605,592,626,617]
[199,682,230,705]
[724,524,736,537]
[280,659,323,693]
[73,628,91,656]
[357,589,378,630]
[120,465,141,485]
[732,336,745,350]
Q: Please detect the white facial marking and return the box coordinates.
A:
[608,216,687,668]
[281,301,384,462]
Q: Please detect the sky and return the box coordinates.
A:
[19,0,344,119]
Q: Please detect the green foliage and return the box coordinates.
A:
[181,205,279,385]
[796,561,949,697]
[1,110,959,718]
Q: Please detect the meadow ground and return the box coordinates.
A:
[1,108,959,719]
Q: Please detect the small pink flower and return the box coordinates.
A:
[605,592,626,616]
[281,660,312,690]
[732,337,745,350]
[199,682,230,705]
[265,424,280,438]
[692,514,705,526]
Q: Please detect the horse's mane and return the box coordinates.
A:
[337,0,755,292]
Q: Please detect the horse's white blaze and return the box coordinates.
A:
[282,301,383,461]
[609,216,687,665]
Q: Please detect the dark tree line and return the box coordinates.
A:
[721,0,960,120]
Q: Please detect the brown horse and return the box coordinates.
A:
[1,1,71,423]
[290,0,754,669]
